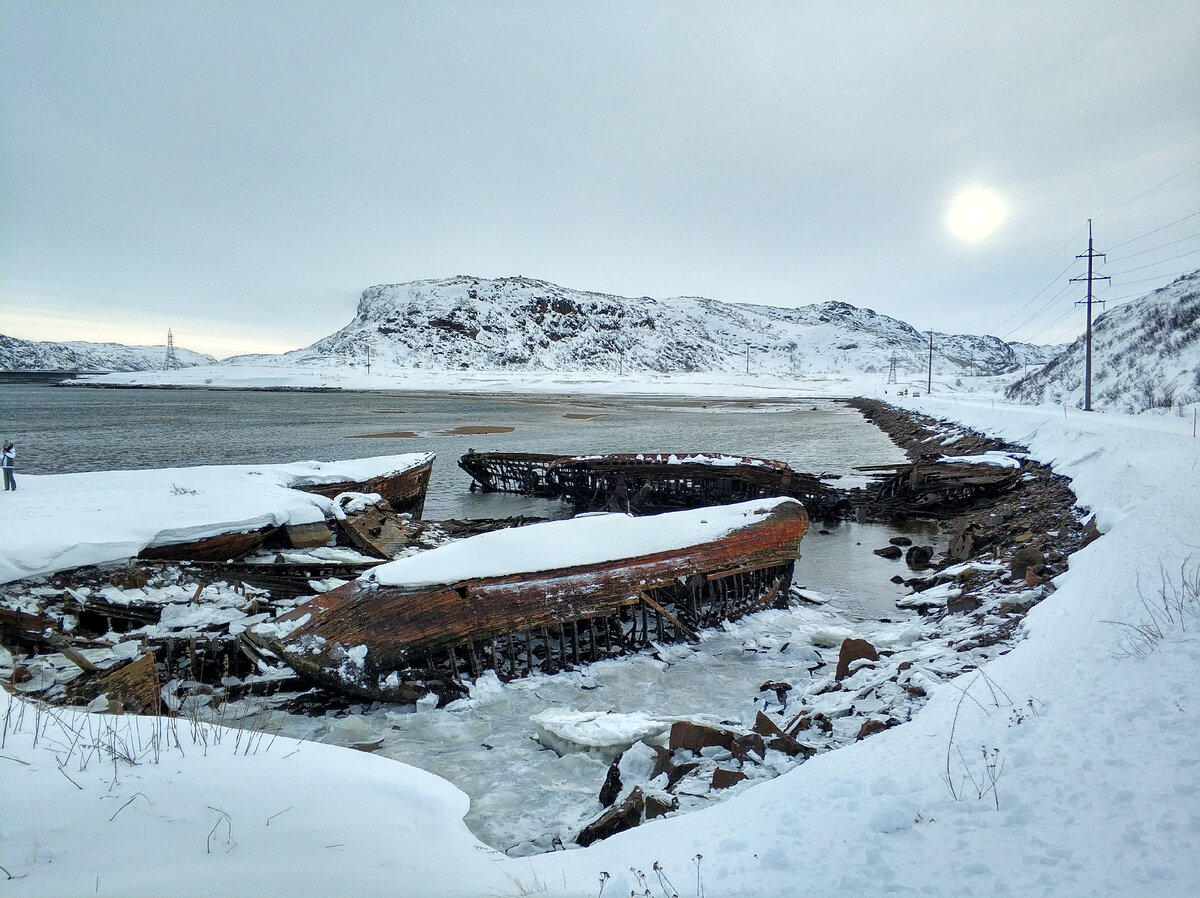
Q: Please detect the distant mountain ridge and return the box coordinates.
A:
[240,275,1062,378]
[0,335,215,372]
[1005,269,1200,413]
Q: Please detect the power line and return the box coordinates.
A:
[1107,232,1200,264]
[992,257,1080,334]
[1000,281,1074,340]
[1107,248,1200,278]
[1107,209,1200,251]
[990,223,1087,331]
[1095,160,1200,220]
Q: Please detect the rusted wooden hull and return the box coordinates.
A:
[138,525,277,563]
[458,451,843,517]
[855,459,1023,520]
[296,456,435,518]
[256,499,809,702]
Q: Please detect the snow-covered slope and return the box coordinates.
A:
[0,334,215,372]
[1005,270,1200,412]
[228,276,1059,378]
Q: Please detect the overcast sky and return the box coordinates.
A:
[2,1,1198,358]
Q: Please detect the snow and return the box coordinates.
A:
[367,498,798,587]
[0,453,432,583]
[2,387,1199,896]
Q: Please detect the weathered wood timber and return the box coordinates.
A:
[335,498,416,559]
[137,525,278,563]
[295,453,435,518]
[852,457,1023,520]
[458,451,845,517]
[251,498,810,703]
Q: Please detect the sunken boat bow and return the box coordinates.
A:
[253,497,809,703]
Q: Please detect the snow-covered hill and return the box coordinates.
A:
[1005,270,1200,413]
[0,334,215,372]
[232,275,1060,379]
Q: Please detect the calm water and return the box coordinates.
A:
[0,384,933,617]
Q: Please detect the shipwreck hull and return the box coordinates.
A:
[256,499,809,702]
[296,455,435,518]
[137,525,277,563]
[458,451,843,517]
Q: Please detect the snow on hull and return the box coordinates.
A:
[253,499,809,701]
[0,453,435,583]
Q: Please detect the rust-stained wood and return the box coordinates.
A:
[296,456,435,518]
[65,653,160,712]
[255,500,809,701]
[137,525,277,563]
[458,451,845,517]
[336,500,414,559]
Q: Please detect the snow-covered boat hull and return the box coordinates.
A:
[296,454,434,518]
[255,498,809,702]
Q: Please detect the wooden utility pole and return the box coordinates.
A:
[1070,219,1109,411]
[745,341,750,374]
[926,331,933,394]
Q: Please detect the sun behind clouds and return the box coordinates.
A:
[947,188,1007,240]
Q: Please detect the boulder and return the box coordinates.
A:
[576,787,646,847]
[835,638,879,681]
[874,545,903,559]
[856,718,894,740]
[669,720,738,753]
[1010,546,1045,579]
[947,521,979,561]
[888,536,913,547]
[730,732,766,762]
[905,545,933,568]
[711,768,748,789]
[946,593,982,614]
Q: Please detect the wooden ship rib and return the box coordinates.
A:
[852,456,1024,520]
[458,450,844,517]
[250,497,809,703]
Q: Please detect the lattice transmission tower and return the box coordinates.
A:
[164,329,180,370]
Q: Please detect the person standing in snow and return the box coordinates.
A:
[2,441,15,491]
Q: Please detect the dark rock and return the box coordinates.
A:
[947,593,982,614]
[890,574,905,584]
[669,720,737,754]
[835,638,879,681]
[598,758,623,807]
[759,680,792,704]
[1010,546,1045,579]
[955,566,981,584]
[888,536,913,547]
[731,732,766,762]
[644,792,677,820]
[905,545,933,568]
[577,787,646,847]
[711,768,748,789]
[856,718,894,740]
[1080,516,1102,547]
[947,521,979,561]
[874,545,903,560]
